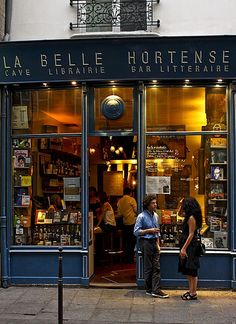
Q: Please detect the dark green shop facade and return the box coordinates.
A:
[0,35,236,288]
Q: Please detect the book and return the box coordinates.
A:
[21,176,32,187]
[21,195,30,207]
[210,137,227,148]
[14,188,29,206]
[208,183,225,199]
[211,166,224,180]
[161,210,171,224]
[210,217,221,232]
[214,232,227,248]
[35,210,47,224]
[210,150,227,164]
[201,237,213,248]
[69,212,78,224]
[12,139,31,149]
[13,149,30,168]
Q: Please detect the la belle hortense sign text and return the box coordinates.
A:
[0,36,235,83]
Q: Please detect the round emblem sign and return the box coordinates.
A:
[101,95,124,120]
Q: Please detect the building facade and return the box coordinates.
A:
[0,0,236,289]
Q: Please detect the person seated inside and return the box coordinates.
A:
[94,192,116,233]
[48,194,62,213]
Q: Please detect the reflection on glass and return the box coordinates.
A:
[146,86,227,131]
[12,89,82,134]
[12,137,82,246]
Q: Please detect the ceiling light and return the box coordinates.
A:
[71,81,77,85]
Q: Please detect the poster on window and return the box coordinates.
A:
[63,177,80,201]
[12,106,29,129]
[146,176,171,195]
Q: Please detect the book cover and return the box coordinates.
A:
[201,237,213,248]
[13,149,30,168]
[69,212,78,224]
[210,137,227,148]
[210,217,221,232]
[210,150,227,164]
[21,176,32,187]
[208,183,225,199]
[214,232,227,248]
[21,195,31,207]
[14,188,28,206]
[35,210,46,224]
[211,166,224,180]
[161,210,171,224]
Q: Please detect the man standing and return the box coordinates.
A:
[117,187,137,263]
[133,194,169,298]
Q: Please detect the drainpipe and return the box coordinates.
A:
[0,0,13,288]
[3,0,12,41]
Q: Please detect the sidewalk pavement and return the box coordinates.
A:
[0,286,235,323]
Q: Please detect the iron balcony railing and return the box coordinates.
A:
[70,0,160,31]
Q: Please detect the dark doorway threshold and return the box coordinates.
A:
[90,262,137,288]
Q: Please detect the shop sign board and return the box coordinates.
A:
[0,36,236,83]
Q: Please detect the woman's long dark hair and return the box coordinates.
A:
[181,197,202,229]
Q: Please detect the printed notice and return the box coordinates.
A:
[146,176,171,195]
[12,106,29,129]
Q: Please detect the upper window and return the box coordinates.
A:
[146,87,227,132]
[12,89,82,135]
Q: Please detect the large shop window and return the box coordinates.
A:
[12,89,84,246]
[146,86,228,250]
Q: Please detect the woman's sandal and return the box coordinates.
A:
[181,292,197,300]
[182,291,189,298]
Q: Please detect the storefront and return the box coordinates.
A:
[0,35,236,288]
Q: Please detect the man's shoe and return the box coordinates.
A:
[146,291,152,296]
[152,290,169,298]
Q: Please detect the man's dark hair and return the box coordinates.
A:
[143,194,156,210]
[124,187,132,195]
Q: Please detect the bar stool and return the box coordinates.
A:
[107,229,124,265]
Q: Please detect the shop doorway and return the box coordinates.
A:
[89,135,137,285]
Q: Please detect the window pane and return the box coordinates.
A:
[146,134,228,249]
[93,87,134,131]
[120,0,147,31]
[12,137,82,246]
[146,87,227,132]
[12,89,82,134]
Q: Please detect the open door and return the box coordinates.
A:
[88,135,137,285]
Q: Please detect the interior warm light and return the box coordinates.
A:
[71,81,77,85]
[89,147,96,155]
[110,145,115,152]
[115,149,120,155]
[118,146,124,152]
[43,83,47,87]
[217,79,223,82]
[152,80,158,83]
[132,180,137,186]
[185,79,190,83]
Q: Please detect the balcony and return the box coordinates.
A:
[70,0,160,31]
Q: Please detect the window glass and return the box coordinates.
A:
[12,137,82,246]
[146,87,227,132]
[93,87,134,131]
[12,89,82,134]
[146,134,228,249]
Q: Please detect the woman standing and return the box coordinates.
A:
[178,197,202,300]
